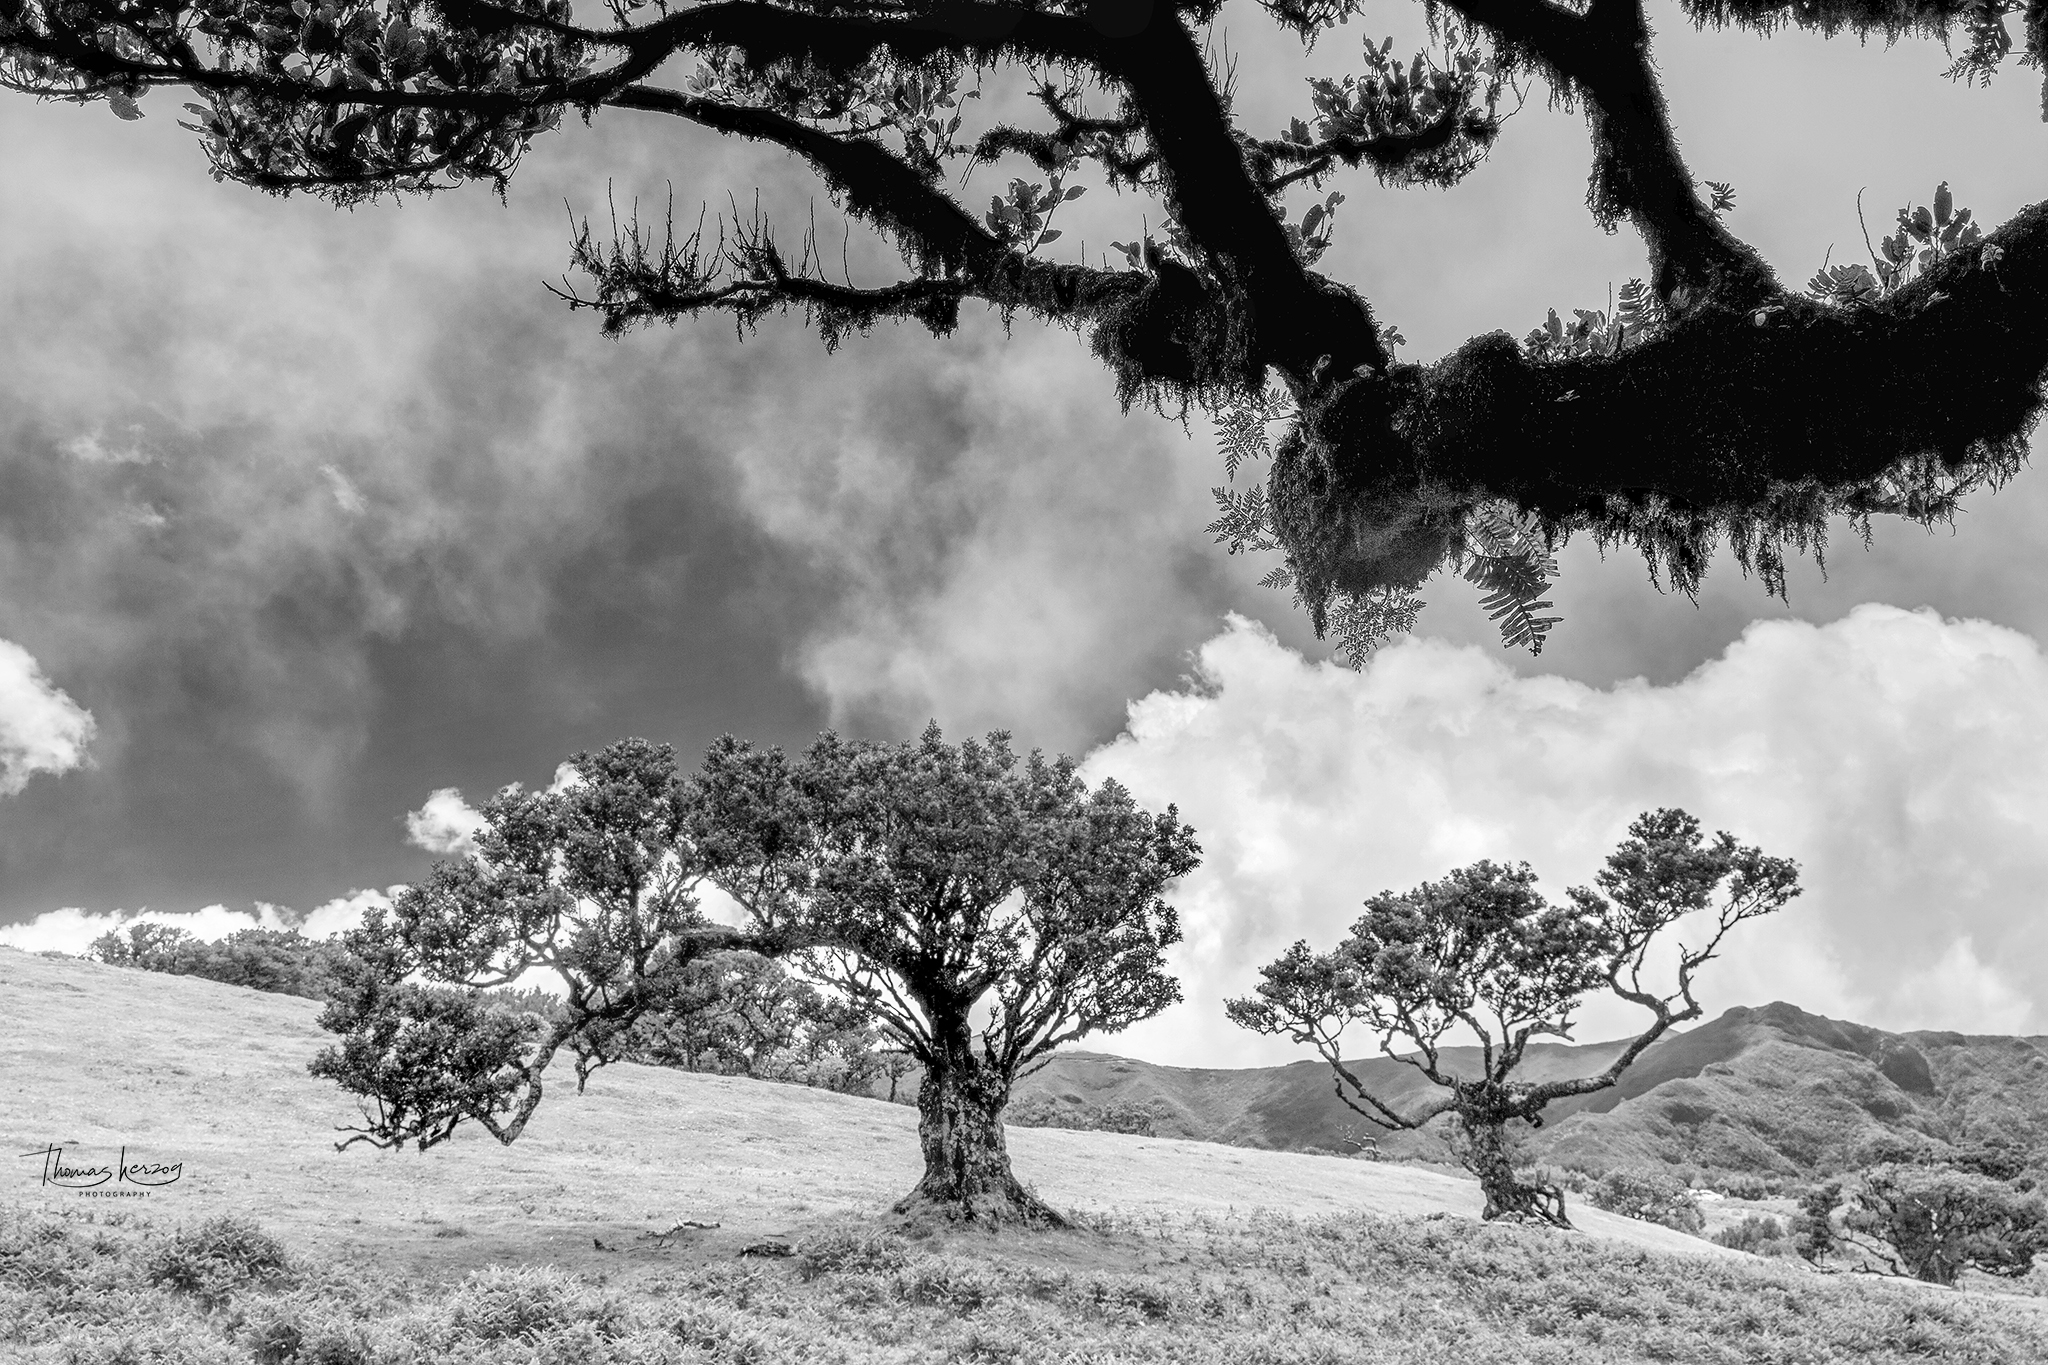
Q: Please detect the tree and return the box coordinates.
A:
[309,736,763,1149]
[89,922,200,972]
[89,923,354,1001]
[1840,1163,2048,1285]
[1792,1179,1841,1264]
[689,723,1199,1223]
[1226,808,1800,1225]
[7,1,2043,658]
[1589,1166,1704,1233]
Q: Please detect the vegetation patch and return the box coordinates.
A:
[7,1204,2048,1364]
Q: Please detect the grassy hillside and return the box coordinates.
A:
[1011,1002,2048,1180]
[6,946,2047,1364]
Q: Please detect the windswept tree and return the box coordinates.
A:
[1836,1163,2048,1285]
[1226,808,1800,1225]
[690,724,1200,1224]
[6,1,2045,657]
[310,736,762,1148]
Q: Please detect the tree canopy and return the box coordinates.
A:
[310,737,761,1150]
[1226,808,1801,1223]
[5,0,2041,656]
[689,723,1200,1221]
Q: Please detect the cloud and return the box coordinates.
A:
[722,323,1231,754]
[1081,606,2048,1069]
[0,888,392,956]
[0,637,93,795]
[405,788,487,856]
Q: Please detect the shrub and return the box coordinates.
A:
[447,1265,627,1341]
[1590,1168,1705,1235]
[141,1217,293,1306]
[1005,1096,1158,1137]
[1712,1214,1795,1257]
[1715,1174,1772,1202]
[90,924,355,1002]
[795,1227,913,1279]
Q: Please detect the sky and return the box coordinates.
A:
[2,2,2047,1066]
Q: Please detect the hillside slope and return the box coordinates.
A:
[1012,1003,2048,1177]
[0,947,1722,1275]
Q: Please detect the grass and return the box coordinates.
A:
[7,1202,2048,1364]
[6,946,2046,1363]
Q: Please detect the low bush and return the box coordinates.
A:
[11,1202,2048,1363]
[447,1265,629,1342]
[1590,1167,1706,1234]
[140,1216,293,1306]
[1713,1213,1796,1257]
[89,924,355,1002]
[1006,1096,1158,1136]
[794,1226,913,1279]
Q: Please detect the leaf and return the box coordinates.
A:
[1063,185,1085,200]
[107,92,144,121]
[1934,181,1953,229]
[1911,205,1934,240]
[1460,503,1560,655]
[1328,587,1424,668]
[1038,229,1061,244]
[1204,485,1280,556]
[1302,205,1325,237]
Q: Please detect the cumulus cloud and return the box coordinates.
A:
[0,888,393,956]
[405,787,487,856]
[0,637,93,796]
[1081,607,2048,1069]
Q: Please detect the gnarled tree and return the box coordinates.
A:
[689,723,1199,1224]
[5,0,2042,657]
[310,736,766,1149]
[1225,808,1800,1225]
[1838,1162,2048,1285]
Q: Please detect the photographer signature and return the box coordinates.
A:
[19,1144,184,1189]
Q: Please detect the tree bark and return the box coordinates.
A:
[896,1025,1063,1225]
[1458,1108,1570,1228]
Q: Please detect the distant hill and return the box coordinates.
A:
[1009,1003,2048,1180]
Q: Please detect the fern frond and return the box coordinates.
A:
[1256,565,1295,592]
[1328,586,1425,668]
[1209,381,1296,480]
[1205,485,1281,556]
[1460,502,1561,655]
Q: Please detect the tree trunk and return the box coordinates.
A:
[1460,1111,1570,1228]
[897,1028,1063,1225]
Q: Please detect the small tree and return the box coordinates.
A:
[1226,808,1799,1226]
[690,723,1199,1224]
[89,922,200,972]
[310,737,761,1149]
[90,923,354,1001]
[1792,1180,1842,1265]
[1841,1163,2048,1286]
[1591,1167,1704,1234]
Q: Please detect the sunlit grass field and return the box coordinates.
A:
[6,946,2046,1363]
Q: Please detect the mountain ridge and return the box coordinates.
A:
[1008,1001,2048,1180]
